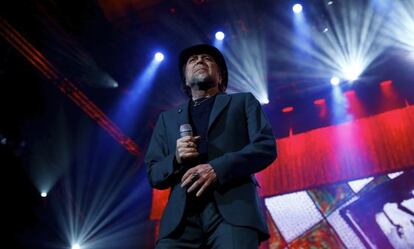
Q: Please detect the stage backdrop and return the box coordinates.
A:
[150,104,414,220]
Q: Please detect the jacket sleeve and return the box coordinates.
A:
[209,93,277,186]
[145,112,178,190]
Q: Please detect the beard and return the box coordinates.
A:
[187,73,216,91]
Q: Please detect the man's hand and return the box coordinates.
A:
[181,164,217,197]
[175,136,200,164]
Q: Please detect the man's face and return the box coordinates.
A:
[184,53,222,90]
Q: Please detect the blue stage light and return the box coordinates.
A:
[71,244,81,249]
[292,4,303,14]
[215,31,225,41]
[154,52,164,62]
[330,76,340,86]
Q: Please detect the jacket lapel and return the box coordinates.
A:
[175,93,231,136]
[176,100,190,136]
[208,93,231,133]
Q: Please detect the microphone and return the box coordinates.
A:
[180,124,193,137]
[176,124,193,166]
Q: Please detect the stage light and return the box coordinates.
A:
[344,90,356,97]
[215,31,225,41]
[41,192,47,197]
[282,106,294,113]
[292,4,303,13]
[71,244,81,249]
[261,98,269,104]
[279,1,385,88]
[313,98,326,105]
[327,1,333,6]
[380,80,393,88]
[112,50,164,133]
[154,52,164,62]
[221,23,268,107]
[385,2,414,54]
[343,64,362,81]
[112,82,118,88]
[330,76,340,86]
[213,31,225,48]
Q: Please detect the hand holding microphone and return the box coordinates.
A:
[176,124,200,164]
[177,124,217,197]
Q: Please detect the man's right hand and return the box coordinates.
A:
[175,136,200,164]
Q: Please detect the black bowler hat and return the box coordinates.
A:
[179,44,228,91]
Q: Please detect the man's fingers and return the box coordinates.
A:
[181,176,193,188]
[196,182,207,197]
[176,136,201,165]
[180,164,216,196]
[181,152,199,159]
[186,179,201,193]
[187,142,196,148]
[196,179,212,197]
[181,178,191,188]
[192,136,201,141]
[182,169,192,180]
[178,147,196,155]
[178,136,199,144]
[178,142,195,149]
[181,170,195,186]
[179,136,192,142]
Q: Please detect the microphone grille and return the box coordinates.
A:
[180,124,193,137]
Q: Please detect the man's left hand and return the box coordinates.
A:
[181,164,217,197]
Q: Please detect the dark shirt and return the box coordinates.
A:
[186,94,217,211]
[189,94,216,165]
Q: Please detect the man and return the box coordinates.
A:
[145,44,277,249]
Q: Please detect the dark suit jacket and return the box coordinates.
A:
[145,92,277,241]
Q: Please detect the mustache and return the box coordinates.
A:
[193,66,208,73]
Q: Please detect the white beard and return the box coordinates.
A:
[188,74,215,90]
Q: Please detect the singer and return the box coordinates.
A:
[145,44,277,249]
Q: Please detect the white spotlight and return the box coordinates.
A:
[261,98,269,104]
[71,244,81,249]
[343,64,362,81]
[41,192,47,198]
[330,76,340,86]
[154,52,164,62]
[215,31,225,41]
[292,4,303,14]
